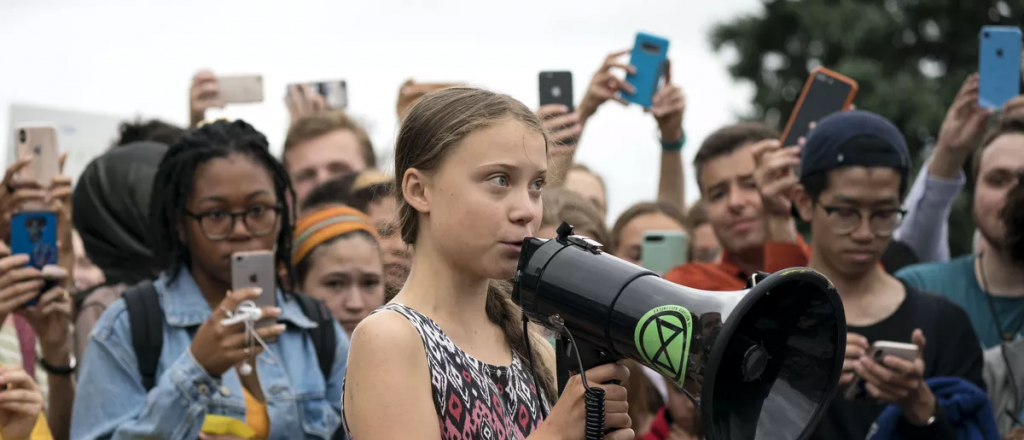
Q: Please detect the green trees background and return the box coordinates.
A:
[709,0,1022,256]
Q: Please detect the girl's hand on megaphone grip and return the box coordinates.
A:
[533,363,633,440]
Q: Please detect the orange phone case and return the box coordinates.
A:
[778,67,859,146]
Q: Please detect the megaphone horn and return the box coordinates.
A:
[513,223,846,440]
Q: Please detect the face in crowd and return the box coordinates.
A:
[284,112,376,205]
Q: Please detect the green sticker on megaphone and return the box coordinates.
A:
[634,305,692,387]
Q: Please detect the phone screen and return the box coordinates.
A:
[782,73,854,148]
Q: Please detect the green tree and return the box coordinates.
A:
[709,0,1021,256]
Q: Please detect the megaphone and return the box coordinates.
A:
[513,223,846,440]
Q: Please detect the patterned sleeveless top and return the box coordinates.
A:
[343,303,550,439]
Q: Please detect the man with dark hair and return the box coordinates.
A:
[111,118,185,149]
[791,111,983,440]
[665,122,809,290]
[283,110,376,204]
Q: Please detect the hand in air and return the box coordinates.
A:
[190,70,224,127]
[578,50,637,122]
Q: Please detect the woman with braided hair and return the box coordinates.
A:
[72,120,348,440]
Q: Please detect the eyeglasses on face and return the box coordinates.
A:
[817,204,906,237]
[185,205,283,241]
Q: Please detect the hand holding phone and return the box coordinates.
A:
[286,84,328,123]
[578,49,636,121]
[189,287,286,377]
[190,70,224,127]
[535,104,582,149]
[751,139,799,218]
[14,126,60,208]
[0,242,44,314]
[850,330,930,418]
[649,60,686,142]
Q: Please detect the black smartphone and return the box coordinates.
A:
[780,67,858,148]
[539,71,574,111]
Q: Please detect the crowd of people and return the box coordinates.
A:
[0,45,1021,440]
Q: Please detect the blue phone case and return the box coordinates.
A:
[979,26,1022,110]
[10,211,59,307]
[624,32,670,108]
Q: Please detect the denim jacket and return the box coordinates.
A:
[71,268,349,440]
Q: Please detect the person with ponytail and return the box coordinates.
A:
[343,87,632,440]
[71,120,348,440]
[293,206,385,336]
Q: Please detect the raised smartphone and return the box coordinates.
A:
[218,75,264,104]
[624,32,670,108]
[780,67,859,148]
[979,26,1022,110]
[539,71,574,111]
[231,250,277,329]
[15,125,60,185]
[641,230,689,276]
[10,211,59,307]
[293,80,348,109]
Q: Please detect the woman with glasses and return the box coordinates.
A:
[71,120,348,440]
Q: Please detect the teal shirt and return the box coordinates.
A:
[897,254,1024,349]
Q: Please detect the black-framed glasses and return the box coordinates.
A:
[818,205,906,237]
[185,205,283,241]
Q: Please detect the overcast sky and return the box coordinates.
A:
[0,0,763,222]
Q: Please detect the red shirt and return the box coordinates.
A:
[663,238,811,291]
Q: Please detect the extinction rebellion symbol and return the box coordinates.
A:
[634,305,692,387]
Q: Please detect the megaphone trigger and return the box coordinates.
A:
[515,222,846,440]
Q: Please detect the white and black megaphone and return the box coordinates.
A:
[513,223,846,440]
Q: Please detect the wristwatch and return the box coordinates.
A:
[39,353,77,376]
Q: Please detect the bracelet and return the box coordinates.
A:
[661,133,686,152]
[38,352,77,376]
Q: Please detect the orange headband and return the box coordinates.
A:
[292,206,378,266]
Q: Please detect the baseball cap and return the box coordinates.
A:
[799,110,910,179]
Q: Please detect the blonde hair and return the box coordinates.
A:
[393,87,556,401]
[541,186,612,253]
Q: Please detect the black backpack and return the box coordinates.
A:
[122,281,336,391]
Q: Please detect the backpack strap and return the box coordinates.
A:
[291,293,336,382]
[123,281,163,392]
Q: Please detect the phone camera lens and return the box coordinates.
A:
[874,351,884,362]
[18,130,26,143]
[998,48,1005,57]
[984,32,991,39]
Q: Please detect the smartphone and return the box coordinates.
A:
[780,67,859,148]
[231,251,277,329]
[10,211,59,307]
[539,71,574,111]
[843,340,919,400]
[624,32,670,108]
[979,26,1023,110]
[218,75,264,104]
[641,230,689,276]
[296,80,348,110]
[15,125,60,189]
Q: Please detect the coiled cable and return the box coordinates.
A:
[563,327,605,440]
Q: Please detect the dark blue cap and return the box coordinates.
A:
[799,110,911,179]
